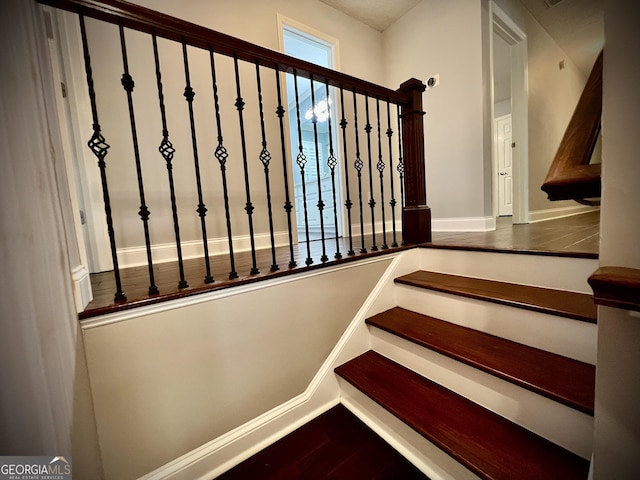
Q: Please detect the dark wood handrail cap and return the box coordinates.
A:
[588,266,640,312]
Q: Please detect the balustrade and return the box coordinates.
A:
[39,0,430,310]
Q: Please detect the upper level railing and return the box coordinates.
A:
[38,0,430,307]
[541,51,603,203]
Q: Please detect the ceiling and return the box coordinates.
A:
[320,0,420,32]
[320,0,603,76]
[519,0,603,75]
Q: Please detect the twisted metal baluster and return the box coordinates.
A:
[233,55,259,275]
[325,83,341,259]
[183,42,214,283]
[294,71,313,265]
[386,100,399,247]
[152,32,188,289]
[118,24,158,295]
[255,61,278,271]
[352,91,367,254]
[209,48,238,279]
[275,66,296,268]
[339,86,355,256]
[375,98,388,250]
[364,94,378,251]
[79,13,126,303]
[397,104,406,245]
[309,77,328,262]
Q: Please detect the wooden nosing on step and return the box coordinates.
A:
[335,351,590,480]
[395,271,597,323]
[366,307,595,415]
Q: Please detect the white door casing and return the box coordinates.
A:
[492,3,529,224]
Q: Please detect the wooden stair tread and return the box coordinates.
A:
[367,307,595,414]
[335,351,590,480]
[395,270,597,323]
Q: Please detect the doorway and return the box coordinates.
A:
[492,4,529,224]
[280,20,343,241]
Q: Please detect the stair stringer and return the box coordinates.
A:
[369,326,594,458]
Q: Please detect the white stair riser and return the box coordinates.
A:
[338,379,482,480]
[417,249,598,294]
[370,327,594,459]
[395,285,597,364]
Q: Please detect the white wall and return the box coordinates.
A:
[593,1,640,478]
[383,0,489,221]
[524,7,590,213]
[0,0,103,477]
[82,258,391,479]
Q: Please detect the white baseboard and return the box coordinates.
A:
[528,205,599,223]
[116,231,290,269]
[116,221,403,269]
[71,264,92,312]
[432,216,496,232]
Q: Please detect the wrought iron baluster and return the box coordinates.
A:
[152,32,188,289]
[233,55,259,275]
[309,77,328,262]
[386,100,399,248]
[118,24,158,295]
[339,86,355,256]
[397,104,406,246]
[293,71,313,265]
[325,83,341,259]
[376,98,388,250]
[255,61,278,272]
[352,91,367,254]
[364,94,378,251]
[79,14,126,303]
[182,42,214,284]
[209,48,238,279]
[275,66,296,269]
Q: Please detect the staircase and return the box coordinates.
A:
[335,248,597,480]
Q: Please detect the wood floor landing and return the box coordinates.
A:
[82,211,599,319]
[214,404,427,479]
[428,210,599,258]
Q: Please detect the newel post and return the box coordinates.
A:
[398,78,431,244]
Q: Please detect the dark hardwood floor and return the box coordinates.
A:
[428,210,599,257]
[215,404,428,480]
[82,211,599,319]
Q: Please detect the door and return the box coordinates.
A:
[496,114,513,216]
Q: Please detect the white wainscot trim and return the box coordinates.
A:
[528,205,599,223]
[432,216,496,232]
[71,264,92,312]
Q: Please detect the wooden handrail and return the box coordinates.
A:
[541,51,603,201]
[588,267,640,313]
[37,0,409,106]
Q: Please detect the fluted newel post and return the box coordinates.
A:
[398,78,431,244]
